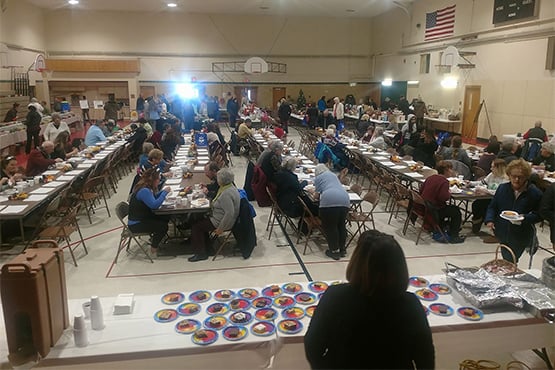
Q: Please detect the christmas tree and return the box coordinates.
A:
[297,89,306,109]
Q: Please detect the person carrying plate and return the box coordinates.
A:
[304,230,435,369]
[485,159,543,262]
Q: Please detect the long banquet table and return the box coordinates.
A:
[1,274,552,369]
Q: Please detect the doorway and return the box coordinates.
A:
[273,87,286,114]
[461,85,481,140]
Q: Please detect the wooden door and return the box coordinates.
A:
[273,87,286,112]
[461,85,481,140]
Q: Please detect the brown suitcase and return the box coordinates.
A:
[1,240,69,363]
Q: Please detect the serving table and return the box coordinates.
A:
[0,276,552,369]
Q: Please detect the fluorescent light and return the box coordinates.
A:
[349,82,357,87]
[381,78,392,86]
[167,3,177,7]
[68,0,79,4]
[441,77,458,89]
[407,80,419,85]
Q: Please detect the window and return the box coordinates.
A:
[420,54,430,74]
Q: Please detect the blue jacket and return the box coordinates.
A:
[485,182,543,248]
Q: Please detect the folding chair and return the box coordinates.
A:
[266,186,298,239]
[297,196,326,255]
[346,190,379,247]
[113,201,154,263]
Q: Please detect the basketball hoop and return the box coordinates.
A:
[34,54,46,72]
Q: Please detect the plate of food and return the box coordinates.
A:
[229,311,253,325]
[428,303,454,317]
[229,298,251,311]
[282,307,305,319]
[161,292,185,305]
[222,325,248,342]
[206,302,230,316]
[457,306,484,321]
[251,321,276,337]
[154,309,178,323]
[191,198,210,208]
[237,288,259,300]
[191,329,218,345]
[189,290,212,303]
[255,308,278,321]
[294,292,316,305]
[415,289,438,301]
[177,302,201,316]
[282,282,303,294]
[429,283,451,295]
[214,289,235,302]
[262,284,283,298]
[305,305,317,317]
[252,297,273,309]
[308,281,328,293]
[500,210,524,221]
[409,276,429,288]
[204,315,228,330]
[273,296,295,309]
[277,319,303,335]
[175,319,201,334]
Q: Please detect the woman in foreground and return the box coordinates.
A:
[304,230,435,369]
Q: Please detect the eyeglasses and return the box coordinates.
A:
[510,174,525,180]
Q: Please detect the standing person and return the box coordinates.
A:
[413,97,428,128]
[104,94,120,122]
[317,96,326,112]
[226,96,239,129]
[188,168,240,262]
[398,95,411,117]
[43,112,70,142]
[306,103,319,129]
[84,120,107,146]
[136,94,145,115]
[24,104,42,154]
[30,97,44,116]
[305,230,435,369]
[80,96,90,124]
[314,164,350,260]
[278,97,292,134]
[332,97,344,132]
[128,168,171,256]
[317,109,335,129]
[540,183,555,250]
[3,102,19,122]
[485,159,543,262]
[420,160,465,243]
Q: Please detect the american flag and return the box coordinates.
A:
[425,5,456,41]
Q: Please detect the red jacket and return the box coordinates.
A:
[26,148,56,177]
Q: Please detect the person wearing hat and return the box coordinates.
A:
[24,104,42,154]
[532,142,555,172]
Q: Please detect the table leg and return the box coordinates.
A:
[19,218,25,242]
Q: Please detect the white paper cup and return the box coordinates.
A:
[82,301,91,319]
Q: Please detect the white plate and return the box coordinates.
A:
[500,211,524,221]
[191,199,210,208]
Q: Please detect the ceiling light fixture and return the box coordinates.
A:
[407,80,420,85]
[441,77,458,89]
[68,0,79,5]
[167,3,177,7]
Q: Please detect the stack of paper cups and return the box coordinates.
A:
[73,315,88,347]
[90,296,105,330]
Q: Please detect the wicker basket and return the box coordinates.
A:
[481,244,523,276]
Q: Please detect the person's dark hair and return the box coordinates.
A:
[451,135,462,149]
[130,123,138,131]
[435,160,453,175]
[206,161,220,173]
[133,168,160,194]
[138,117,148,124]
[488,135,498,144]
[346,230,409,297]
[1,155,16,170]
[440,136,452,148]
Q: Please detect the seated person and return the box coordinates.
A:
[1,155,25,190]
[273,157,309,218]
[128,168,171,256]
[160,125,181,161]
[470,159,509,233]
[476,152,497,174]
[137,117,153,138]
[189,168,240,262]
[485,135,500,155]
[360,125,375,143]
[131,148,170,192]
[52,131,79,160]
[127,124,148,156]
[368,127,387,150]
[356,114,371,138]
[259,139,284,182]
[441,135,471,168]
[237,118,254,140]
[420,160,464,243]
[497,139,519,164]
[412,129,438,168]
[105,119,120,135]
[203,161,221,200]
[25,141,62,177]
[531,142,555,172]
[138,142,155,166]
[84,120,107,146]
[273,125,285,139]
[523,120,548,142]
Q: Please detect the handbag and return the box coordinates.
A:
[481,244,524,276]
